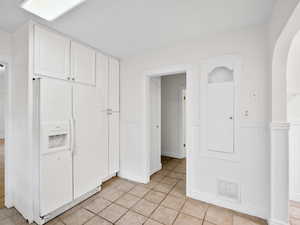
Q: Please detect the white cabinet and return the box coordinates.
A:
[207,83,234,153]
[109,57,120,111]
[11,23,120,224]
[71,42,96,86]
[34,26,97,86]
[96,53,109,180]
[96,55,120,177]
[109,113,120,174]
[108,57,120,175]
[34,26,70,80]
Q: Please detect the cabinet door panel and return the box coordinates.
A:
[96,53,109,180]
[34,26,70,80]
[71,42,96,85]
[109,113,120,174]
[109,57,119,111]
[207,83,234,153]
[73,85,102,199]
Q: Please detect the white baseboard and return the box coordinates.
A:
[118,171,149,184]
[190,189,268,220]
[290,194,300,203]
[268,219,289,225]
[162,151,185,159]
[150,164,162,176]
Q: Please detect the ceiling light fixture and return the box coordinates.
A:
[21,0,87,21]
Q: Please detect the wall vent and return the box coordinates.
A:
[217,179,240,202]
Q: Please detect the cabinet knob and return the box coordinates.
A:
[72,78,75,81]
[67,77,71,80]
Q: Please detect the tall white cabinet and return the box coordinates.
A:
[95,53,120,179]
[108,57,120,175]
[11,23,120,224]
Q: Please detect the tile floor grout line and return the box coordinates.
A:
[143,160,186,225]
[170,193,187,225]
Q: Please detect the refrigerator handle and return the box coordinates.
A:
[73,117,76,153]
[70,118,75,154]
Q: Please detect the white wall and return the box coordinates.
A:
[161,74,186,159]
[0,29,11,59]
[287,32,300,203]
[120,25,270,218]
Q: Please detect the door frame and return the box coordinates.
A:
[0,59,13,207]
[149,77,162,175]
[143,64,196,196]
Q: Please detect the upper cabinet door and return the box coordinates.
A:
[71,42,96,86]
[109,57,120,111]
[34,26,70,80]
[96,52,109,110]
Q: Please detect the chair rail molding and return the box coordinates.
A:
[270,121,290,225]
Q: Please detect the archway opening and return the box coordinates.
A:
[286,30,300,224]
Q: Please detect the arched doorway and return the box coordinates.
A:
[271,2,300,225]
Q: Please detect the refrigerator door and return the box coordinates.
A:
[39,78,73,216]
[73,84,102,199]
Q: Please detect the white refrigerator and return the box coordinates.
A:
[36,78,104,221]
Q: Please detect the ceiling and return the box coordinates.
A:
[0,0,275,58]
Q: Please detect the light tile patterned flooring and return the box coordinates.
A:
[0,140,4,208]
[290,201,300,225]
[0,156,267,225]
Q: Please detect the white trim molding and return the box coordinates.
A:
[270,121,290,225]
[190,190,268,220]
[268,219,289,225]
[270,122,290,130]
[162,151,185,159]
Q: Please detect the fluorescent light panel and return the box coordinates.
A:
[21,0,86,21]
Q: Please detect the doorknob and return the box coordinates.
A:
[229,116,233,120]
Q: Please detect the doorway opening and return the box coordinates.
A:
[148,72,187,197]
[287,30,300,224]
[0,62,7,208]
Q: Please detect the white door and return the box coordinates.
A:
[96,53,109,180]
[109,113,120,174]
[150,77,161,174]
[109,57,120,112]
[73,84,102,199]
[39,79,73,216]
[34,26,70,80]
[207,83,234,153]
[71,42,96,85]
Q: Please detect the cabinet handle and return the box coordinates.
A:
[67,77,71,80]
[72,78,75,81]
